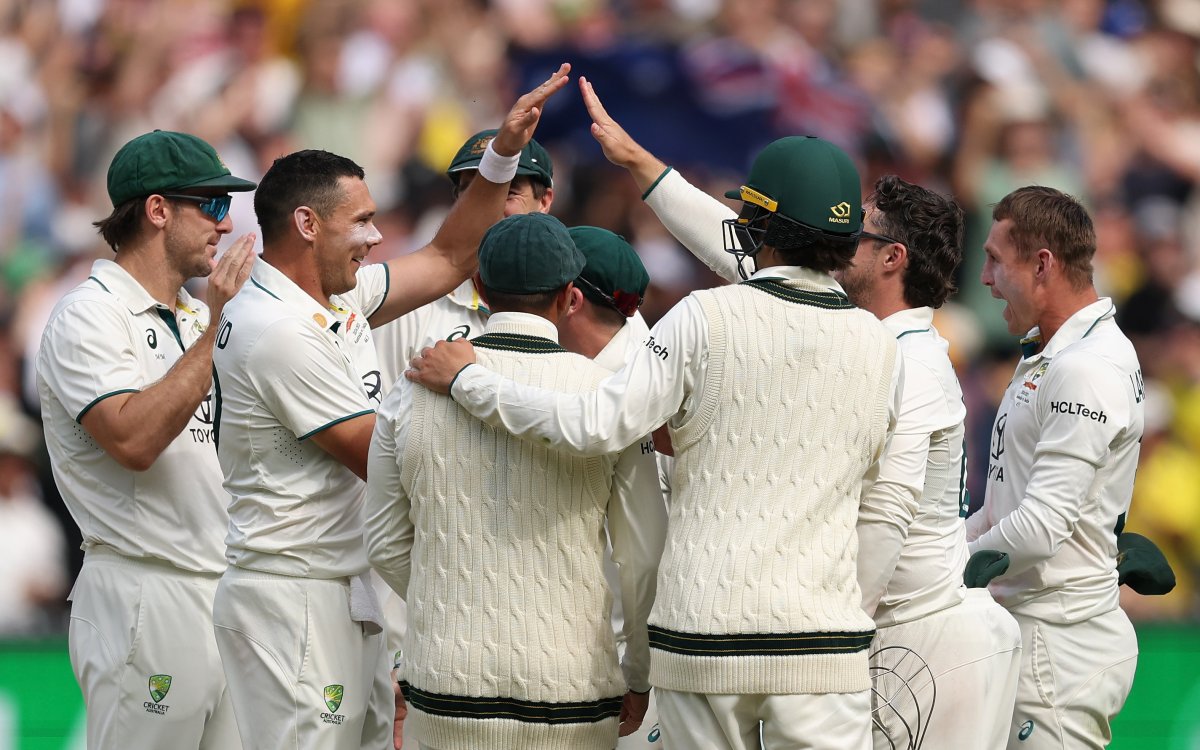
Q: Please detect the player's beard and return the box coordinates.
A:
[838,265,874,309]
[164,221,214,281]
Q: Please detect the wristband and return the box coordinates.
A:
[477,141,520,184]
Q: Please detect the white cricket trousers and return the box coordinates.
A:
[656,689,871,749]
[1007,608,1137,749]
[212,566,393,750]
[68,547,240,750]
[871,588,1022,749]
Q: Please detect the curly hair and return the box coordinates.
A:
[869,175,964,309]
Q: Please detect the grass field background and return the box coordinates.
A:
[1,626,1197,749]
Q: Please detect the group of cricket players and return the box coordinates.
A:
[35,61,1170,750]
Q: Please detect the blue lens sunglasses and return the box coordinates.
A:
[164,194,233,222]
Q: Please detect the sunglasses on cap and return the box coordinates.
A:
[574,275,643,317]
[163,194,233,222]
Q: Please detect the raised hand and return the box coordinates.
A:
[579,76,668,192]
[206,233,256,321]
[492,63,572,157]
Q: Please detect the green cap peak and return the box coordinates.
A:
[107,130,257,207]
[725,136,862,236]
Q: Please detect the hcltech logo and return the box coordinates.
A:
[1018,720,1034,741]
[321,684,345,725]
[144,674,172,715]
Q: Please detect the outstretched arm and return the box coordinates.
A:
[581,77,740,282]
[367,64,573,327]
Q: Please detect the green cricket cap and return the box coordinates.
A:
[569,226,648,317]
[478,213,584,294]
[107,130,257,206]
[447,129,554,188]
[725,136,862,236]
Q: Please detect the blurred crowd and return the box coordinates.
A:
[4,0,1200,634]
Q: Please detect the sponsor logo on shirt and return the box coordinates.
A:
[1016,361,1048,405]
[645,336,669,360]
[362,370,382,404]
[190,394,217,443]
[447,324,471,342]
[1049,401,1107,423]
[144,673,172,715]
[321,684,345,725]
[987,413,1007,483]
[1131,369,1145,404]
[1018,720,1034,741]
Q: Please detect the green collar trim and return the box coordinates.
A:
[741,278,854,310]
[251,278,281,301]
[156,308,185,351]
[896,327,931,339]
[472,332,565,354]
[87,275,111,293]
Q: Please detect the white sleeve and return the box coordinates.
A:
[643,168,742,283]
[967,353,1132,575]
[608,437,668,693]
[250,319,374,439]
[451,297,707,456]
[39,297,144,421]
[364,383,415,598]
[856,348,918,616]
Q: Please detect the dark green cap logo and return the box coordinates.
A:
[324,684,344,714]
[446,129,554,188]
[725,136,862,235]
[148,674,172,703]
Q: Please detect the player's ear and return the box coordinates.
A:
[564,283,584,316]
[294,206,319,242]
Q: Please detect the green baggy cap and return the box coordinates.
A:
[107,130,257,206]
[568,226,648,317]
[725,136,862,236]
[447,129,554,188]
[479,213,584,294]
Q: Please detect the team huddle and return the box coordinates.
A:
[36,62,1171,750]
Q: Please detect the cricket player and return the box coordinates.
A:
[966,186,1143,749]
[370,135,556,748]
[563,225,669,748]
[408,135,902,749]
[36,130,256,749]
[578,78,1023,747]
[366,213,664,749]
[210,65,571,750]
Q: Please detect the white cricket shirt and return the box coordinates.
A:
[868,307,970,627]
[967,298,1144,624]
[213,258,388,578]
[373,279,488,394]
[36,259,228,573]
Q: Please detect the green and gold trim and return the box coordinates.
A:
[472,333,565,354]
[649,625,875,657]
[742,279,854,310]
[404,685,621,724]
